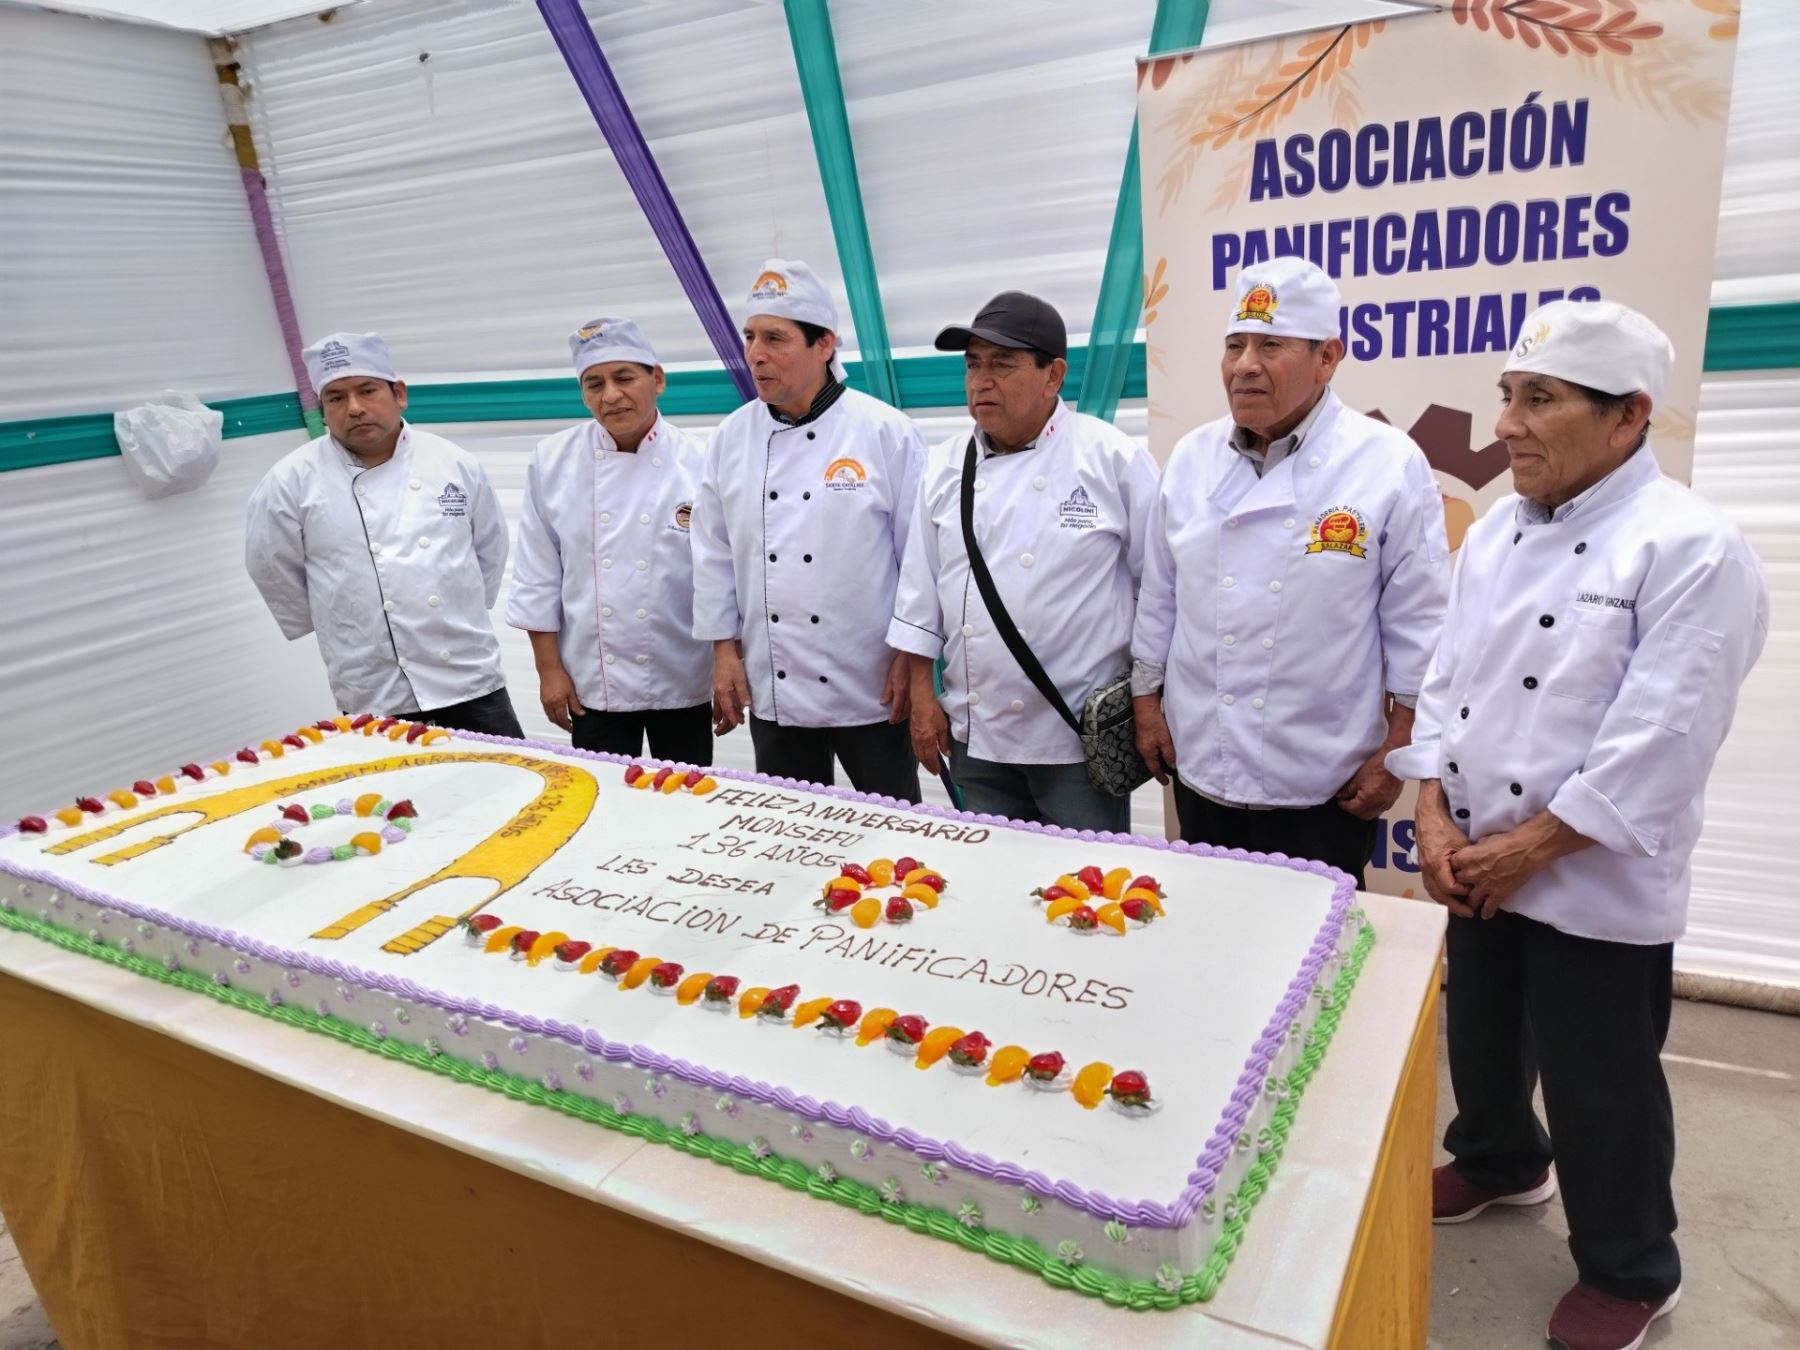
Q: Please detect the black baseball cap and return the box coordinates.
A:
[934,291,1067,361]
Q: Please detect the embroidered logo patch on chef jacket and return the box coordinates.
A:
[823,458,867,491]
[1305,506,1368,558]
[673,501,693,531]
[437,483,468,518]
[1058,485,1099,530]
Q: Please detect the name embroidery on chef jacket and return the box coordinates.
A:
[1058,485,1099,531]
[1304,505,1369,559]
[823,458,867,492]
[437,482,468,518]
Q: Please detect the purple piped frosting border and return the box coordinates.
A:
[0,726,1357,1230]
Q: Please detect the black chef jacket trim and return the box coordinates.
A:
[767,374,846,428]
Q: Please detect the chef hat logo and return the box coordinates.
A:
[750,270,789,300]
[576,321,606,341]
[318,339,352,373]
[1512,321,1551,361]
[1235,284,1279,325]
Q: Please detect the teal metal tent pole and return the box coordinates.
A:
[1077,0,1211,422]
[783,0,899,406]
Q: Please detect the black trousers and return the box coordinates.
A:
[571,703,713,767]
[1445,910,1679,1301]
[749,715,921,803]
[1171,779,1377,890]
[402,686,525,739]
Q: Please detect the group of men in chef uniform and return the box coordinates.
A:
[246,253,1765,1350]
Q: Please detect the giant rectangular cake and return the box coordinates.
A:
[0,718,1371,1308]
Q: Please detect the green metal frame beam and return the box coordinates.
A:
[783,0,898,406]
[1077,0,1211,422]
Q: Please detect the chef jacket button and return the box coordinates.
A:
[636,654,647,665]
[602,558,613,570]
[1223,634,1236,646]
[639,513,650,524]
[438,649,449,661]
[803,553,813,563]
[1523,676,1538,690]
[1222,693,1235,706]
[355,483,366,495]
[1033,476,1046,490]
[769,552,777,562]
[1252,697,1265,709]
[802,491,812,501]
[1018,628,1029,641]
[1460,706,1470,719]
[602,606,613,617]
[409,479,420,490]
[1308,456,1321,468]
[1448,761,1458,773]
[652,456,662,466]
[1454,807,1470,819]
[382,600,395,613]
[810,615,819,624]
[635,559,647,571]
[771,613,780,623]
[969,691,982,705]
[604,653,615,665]
[1284,517,1296,529]
[975,479,986,492]
[1268,580,1282,592]
[635,608,647,619]
[1574,541,1587,554]
[1513,531,1523,545]
[1540,614,1555,627]
[817,675,828,684]
[601,513,612,524]
[369,542,381,554]
[1227,517,1238,528]
[962,624,975,637]
[428,595,441,607]
[417,537,429,549]
[1010,699,1023,712]
[1261,637,1273,649]
[397,659,407,670]
[1510,783,1523,795]
[777,670,786,679]
[1223,576,1235,588]
[806,431,815,440]
[769,491,778,501]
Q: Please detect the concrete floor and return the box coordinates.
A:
[0,1000,1793,1350]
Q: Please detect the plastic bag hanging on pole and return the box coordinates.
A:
[536,0,754,403]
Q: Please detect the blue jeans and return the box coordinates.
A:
[949,741,1131,834]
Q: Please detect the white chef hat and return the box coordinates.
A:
[569,316,659,376]
[745,258,839,332]
[1224,256,1342,341]
[303,331,398,394]
[1504,299,1673,408]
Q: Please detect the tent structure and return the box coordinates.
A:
[1,0,1794,995]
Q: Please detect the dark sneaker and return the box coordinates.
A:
[1547,1281,1680,1350]
[1431,1163,1556,1224]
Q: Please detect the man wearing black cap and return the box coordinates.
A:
[888,293,1160,831]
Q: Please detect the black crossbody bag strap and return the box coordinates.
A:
[958,436,1081,736]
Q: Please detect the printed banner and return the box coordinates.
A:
[1136,0,1739,893]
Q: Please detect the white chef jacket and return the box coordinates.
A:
[1386,445,1768,944]
[691,388,926,727]
[886,403,1160,764]
[1133,389,1449,806]
[245,425,508,715]
[506,416,712,712]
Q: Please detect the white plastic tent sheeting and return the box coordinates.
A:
[0,0,1794,990]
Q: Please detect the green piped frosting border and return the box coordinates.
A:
[0,904,1374,1312]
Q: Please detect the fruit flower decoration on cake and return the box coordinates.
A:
[1031,865,1165,935]
[814,856,947,929]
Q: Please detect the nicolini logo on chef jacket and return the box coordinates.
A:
[437,482,468,518]
[1058,485,1099,530]
[823,457,866,492]
[1305,506,1370,558]
[1235,284,1278,325]
[750,270,788,299]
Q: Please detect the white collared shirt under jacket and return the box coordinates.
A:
[1386,446,1768,944]
[245,424,508,715]
[506,416,711,712]
[690,389,926,727]
[1133,389,1450,806]
[887,403,1160,764]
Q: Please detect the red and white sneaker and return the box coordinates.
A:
[1431,1163,1556,1224]
[1547,1281,1681,1350]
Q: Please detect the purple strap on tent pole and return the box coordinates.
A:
[536,0,755,402]
[241,169,322,434]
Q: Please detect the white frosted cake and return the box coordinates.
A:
[0,718,1371,1307]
